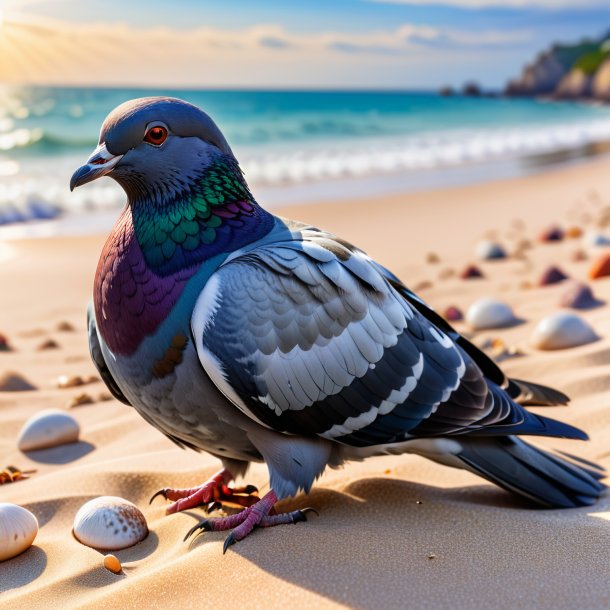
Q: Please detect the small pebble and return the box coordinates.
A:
[426,252,440,264]
[98,392,113,402]
[56,321,75,332]
[539,225,564,243]
[68,393,95,408]
[588,253,610,280]
[565,226,583,239]
[103,554,122,574]
[37,339,60,351]
[57,375,98,389]
[476,240,506,261]
[413,281,433,291]
[57,375,85,389]
[0,334,12,352]
[460,265,484,280]
[0,372,36,392]
[560,282,602,310]
[538,266,569,286]
[443,306,463,322]
[571,249,588,262]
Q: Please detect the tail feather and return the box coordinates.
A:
[507,378,570,406]
[457,437,605,508]
[557,450,607,481]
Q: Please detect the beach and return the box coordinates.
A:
[1,157,610,609]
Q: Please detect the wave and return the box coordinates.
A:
[3,116,610,230]
[0,128,98,154]
[239,119,610,185]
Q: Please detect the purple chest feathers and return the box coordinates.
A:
[94,209,196,356]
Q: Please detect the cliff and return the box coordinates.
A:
[505,36,610,102]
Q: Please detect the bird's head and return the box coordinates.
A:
[70,97,235,203]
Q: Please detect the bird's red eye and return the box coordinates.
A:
[144,126,168,145]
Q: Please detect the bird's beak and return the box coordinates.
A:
[70,143,123,191]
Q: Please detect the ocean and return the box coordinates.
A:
[2,85,610,235]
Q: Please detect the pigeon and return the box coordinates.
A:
[71,97,606,552]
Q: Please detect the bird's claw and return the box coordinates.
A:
[293,507,319,523]
[223,532,236,554]
[149,488,168,505]
[183,519,212,542]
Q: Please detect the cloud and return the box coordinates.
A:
[368,0,610,8]
[0,16,532,88]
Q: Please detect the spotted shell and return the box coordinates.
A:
[17,409,79,452]
[73,496,148,550]
[466,298,517,330]
[0,503,39,562]
[531,312,598,350]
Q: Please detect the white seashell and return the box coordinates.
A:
[0,503,39,562]
[476,240,506,261]
[73,496,148,550]
[466,298,516,330]
[17,409,79,452]
[531,312,598,350]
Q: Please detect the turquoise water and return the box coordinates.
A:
[2,85,610,228]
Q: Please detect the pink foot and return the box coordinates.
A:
[184,490,318,553]
[149,468,259,514]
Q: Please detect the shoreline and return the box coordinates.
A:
[3,149,610,241]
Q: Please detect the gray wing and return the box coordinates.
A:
[191,234,584,447]
[87,303,131,406]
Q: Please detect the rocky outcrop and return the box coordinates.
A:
[592,57,610,101]
[504,37,610,101]
[554,69,593,99]
[505,50,566,96]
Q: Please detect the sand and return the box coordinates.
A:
[1,158,609,609]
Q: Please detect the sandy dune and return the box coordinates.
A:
[1,158,609,609]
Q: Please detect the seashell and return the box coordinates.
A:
[18,409,79,451]
[0,371,36,392]
[68,393,95,408]
[560,282,602,310]
[56,321,75,332]
[37,338,59,351]
[426,252,440,264]
[466,298,517,330]
[588,253,610,280]
[0,503,39,562]
[539,225,564,243]
[103,554,123,574]
[475,240,506,261]
[0,465,35,485]
[0,333,12,352]
[538,266,569,286]
[460,264,484,280]
[565,226,583,239]
[443,306,463,321]
[73,496,148,551]
[531,312,598,350]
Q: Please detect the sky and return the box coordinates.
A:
[0,0,609,89]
